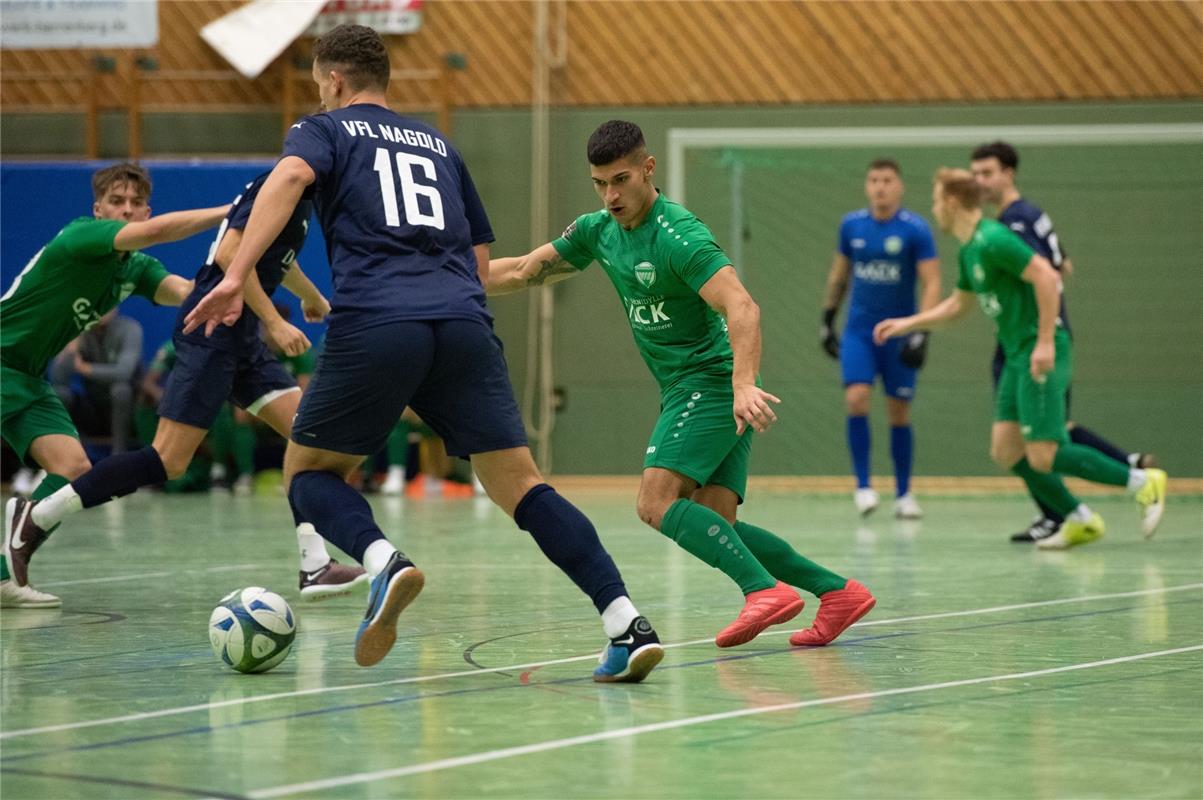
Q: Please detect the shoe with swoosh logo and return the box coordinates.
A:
[593,615,663,683]
[4,497,50,589]
[298,558,370,601]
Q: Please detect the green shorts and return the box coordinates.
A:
[644,383,752,500]
[0,365,80,463]
[994,332,1072,443]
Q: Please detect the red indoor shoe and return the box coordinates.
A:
[789,580,876,647]
[715,581,805,648]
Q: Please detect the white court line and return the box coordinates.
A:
[38,563,268,588]
[247,643,1203,798]
[2,581,1200,741]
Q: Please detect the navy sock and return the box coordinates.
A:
[889,425,913,497]
[514,484,627,614]
[1068,425,1129,465]
[847,415,871,489]
[288,471,385,565]
[1033,496,1064,525]
[71,447,167,509]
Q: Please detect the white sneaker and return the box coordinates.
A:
[232,474,253,496]
[894,493,923,519]
[853,487,880,517]
[0,580,61,608]
[381,466,405,496]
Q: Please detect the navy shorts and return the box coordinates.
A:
[840,327,916,400]
[291,318,528,458]
[158,337,298,429]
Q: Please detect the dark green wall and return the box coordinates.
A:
[6,101,1199,474]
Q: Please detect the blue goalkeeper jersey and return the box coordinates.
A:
[838,208,937,331]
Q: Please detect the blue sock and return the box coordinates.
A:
[847,416,871,489]
[288,471,386,565]
[890,425,913,497]
[72,447,167,508]
[513,484,627,614]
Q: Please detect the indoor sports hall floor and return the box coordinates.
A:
[1,486,1200,799]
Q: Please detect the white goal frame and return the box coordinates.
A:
[667,122,1203,206]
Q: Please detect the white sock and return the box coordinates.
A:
[363,539,399,578]
[1127,468,1148,493]
[296,523,331,572]
[31,485,82,529]
[601,595,639,639]
[1127,453,1140,467]
[1068,504,1094,523]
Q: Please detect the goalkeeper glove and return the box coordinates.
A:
[900,331,929,369]
[820,308,840,360]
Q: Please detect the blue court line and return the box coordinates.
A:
[0,765,249,800]
[3,597,1196,767]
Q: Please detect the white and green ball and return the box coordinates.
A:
[208,587,296,674]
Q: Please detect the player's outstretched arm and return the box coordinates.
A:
[213,226,310,357]
[819,253,850,360]
[874,289,973,344]
[112,205,229,253]
[1021,254,1060,380]
[280,263,330,323]
[184,157,314,336]
[152,275,195,306]
[487,242,579,296]
[699,266,781,435]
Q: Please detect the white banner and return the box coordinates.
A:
[201,0,327,80]
[307,0,423,36]
[0,0,158,49]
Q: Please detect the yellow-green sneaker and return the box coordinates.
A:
[1134,468,1167,539]
[1036,513,1106,550]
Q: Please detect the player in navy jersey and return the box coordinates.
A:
[14,172,369,600]
[821,159,941,518]
[970,141,1156,543]
[184,25,663,681]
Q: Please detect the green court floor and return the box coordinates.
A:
[2,489,1200,799]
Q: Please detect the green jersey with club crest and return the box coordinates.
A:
[552,194,734,393]
[0,217,169,377]
[955,217,1056,360]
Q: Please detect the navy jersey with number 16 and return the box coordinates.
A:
[281,105,495,333]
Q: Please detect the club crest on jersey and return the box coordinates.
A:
[634,261,656,288]
[884,236,903,255]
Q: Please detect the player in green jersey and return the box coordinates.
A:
[1,163,228,607]
[490,121,876,647]
[874,169,1167,549]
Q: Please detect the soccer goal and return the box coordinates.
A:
[663,123,1203,476]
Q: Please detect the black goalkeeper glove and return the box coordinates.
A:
[900,331,929,369]
[820,308,840,360]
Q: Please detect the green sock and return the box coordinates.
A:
[209,405,234,467]
[1,555,10,581]
[232,422,256,477]
[1052,444,1129,487]
[660,499,775,594]
[31,473,69,536]
[1011,457,1079,517]
[387,421,412,467]
[733,520,847,596]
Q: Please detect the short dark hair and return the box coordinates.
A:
[313,24,390,91]
[970,141,1019,171]
[868,158,900,175]
[91,162,151,202]
[587,120,646,166]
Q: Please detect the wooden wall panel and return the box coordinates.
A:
[2,0,1200,112]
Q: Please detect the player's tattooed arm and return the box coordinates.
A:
[487,242,579,295]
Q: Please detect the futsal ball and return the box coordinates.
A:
[208,587,296,674]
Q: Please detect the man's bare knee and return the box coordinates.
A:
[1026,447,1056,473]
